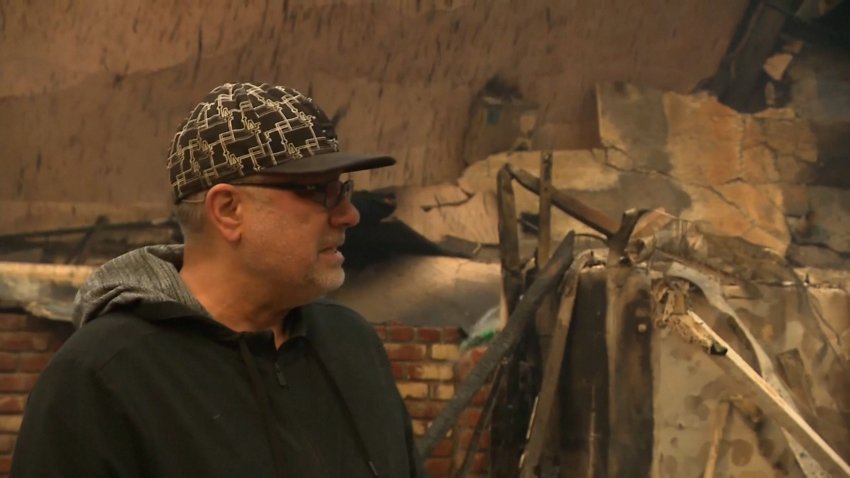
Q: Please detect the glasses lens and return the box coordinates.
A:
[324,180,353,209]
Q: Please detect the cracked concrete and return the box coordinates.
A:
[593,82,850,261]
[438,81,849,267]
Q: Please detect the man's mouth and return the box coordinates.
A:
[320,237,345,253]
[319,240,345,258]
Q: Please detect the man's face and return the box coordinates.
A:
[236,171,360,302]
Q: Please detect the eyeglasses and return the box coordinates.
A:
[232,179,354,209]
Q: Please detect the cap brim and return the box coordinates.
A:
[263,152,396,175]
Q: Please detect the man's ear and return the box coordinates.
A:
[205,184,244,243]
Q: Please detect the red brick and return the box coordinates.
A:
[469,347,487,364]
[442,327,462,342]
[406,364,423,379]
[22,316,58,332]
[387,326,415,342]
[459,428,490,451]
[19,353,52,373]
[455,348,489,381]
[430,438,453,458]
[0,375,39,392]
[472,452,488,472]
[396,382,428,399]
[471,388,491,406]
[0,354,18,373]
[416,328,442,343]
[390,362,404,380]
[0,396,26,414]
[0,455,10,474]
[0,416,22,433]
[407,364,453,381]
[425,458,451,477]
[458,409,482,427]
[0,314,27,331]
[405,400,443,420]
[0,434,16,454]
[455,358,475,381]
[411,419,427,436]
[431,383,455,400]
[384,344,426,361]
[0,332,51,352]
[430,344,460,361]
[372,325,386,341]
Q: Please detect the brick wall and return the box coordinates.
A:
[0,312,74,476]
[0,313,491,478]
[375,323,490,478]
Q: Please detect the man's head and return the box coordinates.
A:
[168,82,394,301]
[168,82,393,203]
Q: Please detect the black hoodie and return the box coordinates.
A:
[11,245,426,477]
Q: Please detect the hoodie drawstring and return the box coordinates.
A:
[238,337,288,478]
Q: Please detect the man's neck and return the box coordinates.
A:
[179,259,291,347]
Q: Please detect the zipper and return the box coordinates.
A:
[274,362,287,387]
[306,343,380,478]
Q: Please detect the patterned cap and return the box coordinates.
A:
[167,82,395,202]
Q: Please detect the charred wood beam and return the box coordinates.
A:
[707,0,792,111]
[604,269,654,477]
[66,215,109,265]
[418,231,576,457]
[536,152,553,263]
[529,151,558,472]
[0,217,178,242]
[608,208,649,263]
[497,166,523,314]
[534,152,557,360]
[454,364,504,478]
[519,252,590,478]
[0,262,93,322]
[492,165,538,477]
[605,208,654,478]
[560,268,610,476]
[506,165,619,238]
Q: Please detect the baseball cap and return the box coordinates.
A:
[167,82,395,203]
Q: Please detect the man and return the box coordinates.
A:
[12,83,427,477]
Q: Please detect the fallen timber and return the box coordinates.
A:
[418,230,576,457]
[436,163,850,477]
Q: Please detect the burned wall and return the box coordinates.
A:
[425,76,850,269]
[0,0,749,233]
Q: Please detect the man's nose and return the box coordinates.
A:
[329,196,360,229]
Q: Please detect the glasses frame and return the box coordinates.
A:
[231,178,354,209]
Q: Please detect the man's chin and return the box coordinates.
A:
[313,269,346,293]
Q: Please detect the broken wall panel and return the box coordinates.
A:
[650,296,785,477]
[431,80,850,266]
[724,277,850,458]
[391,185,500,248]
[597,82,799,254]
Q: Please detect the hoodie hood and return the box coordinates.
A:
[72,244,207,328]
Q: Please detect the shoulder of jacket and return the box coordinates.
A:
[51,311,161,372]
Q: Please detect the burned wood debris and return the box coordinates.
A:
[419,158,850,477]
[0,217,181,265]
